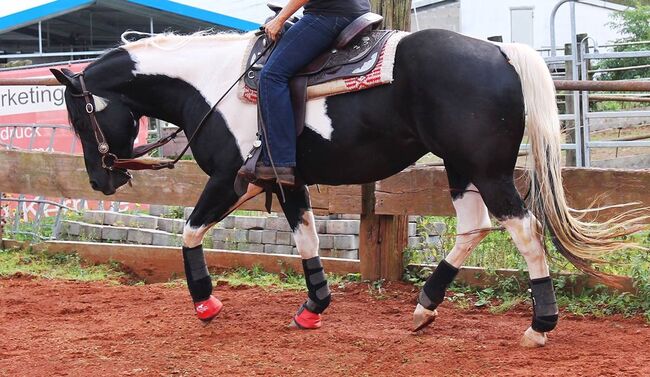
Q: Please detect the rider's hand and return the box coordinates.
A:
[264,16,284,42]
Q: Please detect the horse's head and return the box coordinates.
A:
[51,67,137,195]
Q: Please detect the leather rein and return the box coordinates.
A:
[72,30,272,174]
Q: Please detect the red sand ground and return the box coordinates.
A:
[1,277,649,377]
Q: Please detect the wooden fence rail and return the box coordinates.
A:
[1,149,649,280]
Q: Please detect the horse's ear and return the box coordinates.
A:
[50,69,82,93]
[51,69,72,85]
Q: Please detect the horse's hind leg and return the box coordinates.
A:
[278,185,330,330]
[414,167,492,331]
[473,176,558,348]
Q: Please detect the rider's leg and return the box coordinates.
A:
[257,13,354,182]
[278,185,329,329]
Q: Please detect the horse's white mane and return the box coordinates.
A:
[120,30,255,51]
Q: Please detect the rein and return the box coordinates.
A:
[74,31,272,173]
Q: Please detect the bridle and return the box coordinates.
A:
[72,73,182,173]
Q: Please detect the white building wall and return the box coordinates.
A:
[460,0,627,50]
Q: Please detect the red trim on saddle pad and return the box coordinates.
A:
[194,295,223,321]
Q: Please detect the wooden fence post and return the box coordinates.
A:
[359,183,408,281]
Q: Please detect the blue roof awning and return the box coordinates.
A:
[0,0,263,34]
[0,0,94,34]
[127,0,261,31]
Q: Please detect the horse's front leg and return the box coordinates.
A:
[278,185,330,329]
[182,176,261,323]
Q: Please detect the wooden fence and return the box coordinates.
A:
[1,149,649,282]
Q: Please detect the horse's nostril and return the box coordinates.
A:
[90,180,99,190]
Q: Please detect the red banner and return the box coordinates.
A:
[0,62,151,219]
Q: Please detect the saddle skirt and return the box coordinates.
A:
[239,30,409,104]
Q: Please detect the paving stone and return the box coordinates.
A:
[234,216,266,230]
[183,207,194,220]
[132,215,158,229]
[314,220,327,234]
[318,234,334,249]
[211,240,228,250]
[408,215,420,222]
[264,244,294,255]
[239,243,265,253]
[101,211,118,225]
[326,220,360,235]
[127,229,154,244]
[339,214,361,220]
[79,223,103,240]
[60,220,81,236]
[408,222,417,237]
[101,226,129,242]
[423,221,446,236]
[148,205,165,217]
[408,236,422,248]
[219,216,236,229]
[425,235,442,248]
[82,211,104,225]
[333,235,359,250]
[212,228,248,243]
[320,249,359,259]
[265,217,291,232]
[152,232,182,247]
[157,218,185,234]
[276,231,293,245]
[248,230,263,244]
[262,230,277,244]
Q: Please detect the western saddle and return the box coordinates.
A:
[244,3,394,136]
[236,3,394,198]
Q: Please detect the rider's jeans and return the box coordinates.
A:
[259,13,354,167]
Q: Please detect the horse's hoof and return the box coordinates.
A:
[520,326,547,348]
[194,295,223,324]
[412,304,438,332]
[288,307,322,330]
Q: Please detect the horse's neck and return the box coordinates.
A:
[125,36,251,124]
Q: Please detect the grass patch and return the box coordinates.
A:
[214,264,306,291]
[0,247,127,282]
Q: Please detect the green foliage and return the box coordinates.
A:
[403,216,650,321]
[164,206,185,219]
[0,247,126,282]
[596,2,650,80]
[214,264,306,291]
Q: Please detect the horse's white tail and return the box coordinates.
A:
[497,42,648,285]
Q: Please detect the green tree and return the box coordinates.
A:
[597,1,650,80]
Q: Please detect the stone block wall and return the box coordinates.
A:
[59,206,446,260]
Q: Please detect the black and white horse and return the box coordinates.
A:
[51,29,645,347]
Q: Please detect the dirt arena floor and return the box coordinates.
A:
[1,276,649,377]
